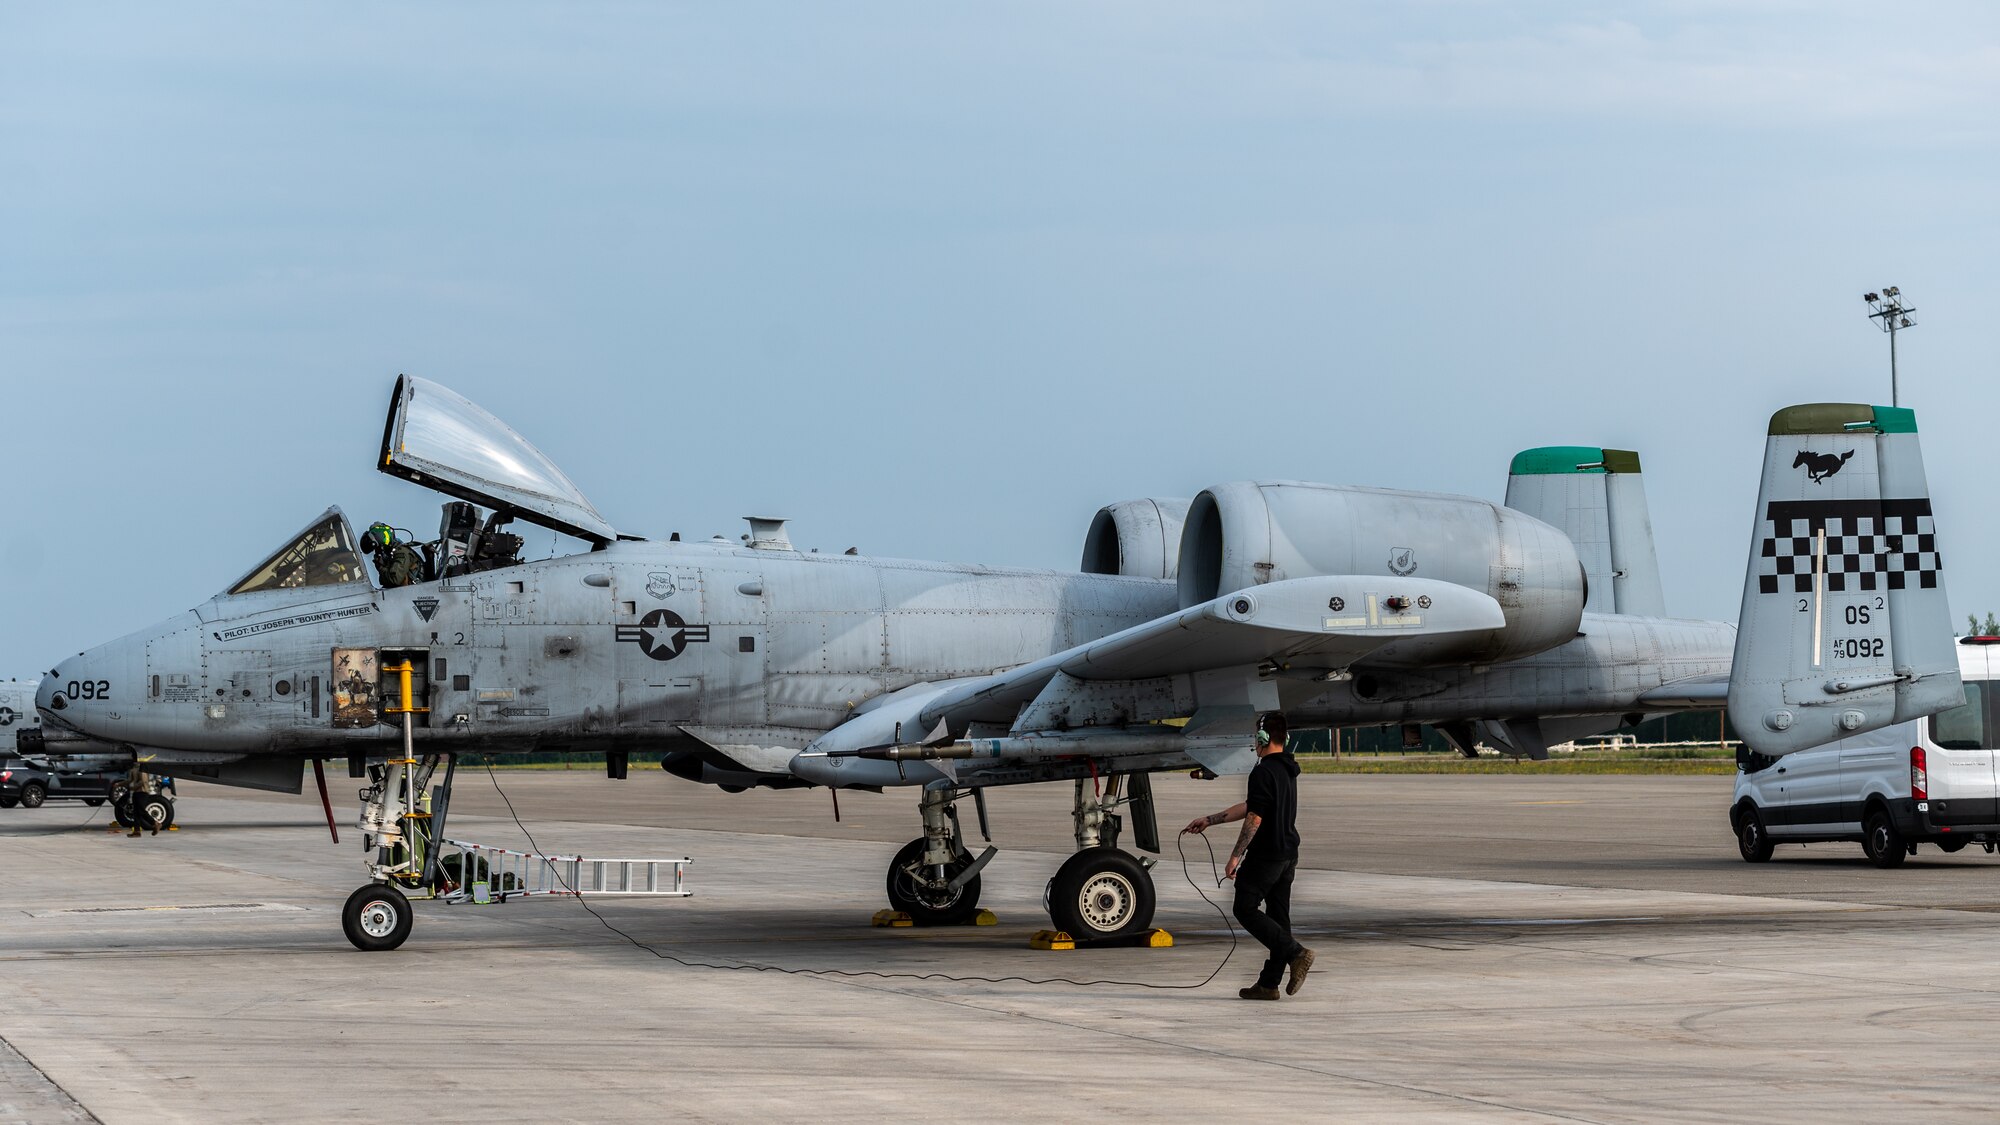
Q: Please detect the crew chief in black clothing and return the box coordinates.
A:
[1184,712,1315,1000]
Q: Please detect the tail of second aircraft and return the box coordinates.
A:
[1728,403,1961,755]
[1504,447,1666,617]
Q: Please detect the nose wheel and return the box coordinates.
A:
[342,883,413,951]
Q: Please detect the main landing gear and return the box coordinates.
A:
[883,773,1161,941]
[886,787,997,926]
[1046,774,1157,941]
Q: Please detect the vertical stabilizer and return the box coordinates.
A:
[1505,447,1666,616]
[1728,404,1960,755]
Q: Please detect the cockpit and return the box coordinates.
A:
[228,512,369,595]
[218,375,619,598]
[222,502,534,598]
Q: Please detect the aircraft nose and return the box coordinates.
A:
[40,654,109,728]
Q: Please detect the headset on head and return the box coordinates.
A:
[1255,719,1270,749]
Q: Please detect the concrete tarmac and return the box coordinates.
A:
[6,770,2000,1122]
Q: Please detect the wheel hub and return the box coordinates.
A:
[897,862,964,909]
[1077,872,1136,931]
[358,899,400,938]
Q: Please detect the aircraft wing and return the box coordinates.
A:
[945,575,1500,721]
[804,575,1501,758]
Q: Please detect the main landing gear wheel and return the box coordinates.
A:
[112,796,134,827]
[885,837,983,927]
[133,794,173,832]
[1047,846,1155,941]
[342,884,413,951]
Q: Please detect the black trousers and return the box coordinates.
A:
[1233,854,1302,989]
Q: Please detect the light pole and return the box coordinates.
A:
[1863,287,1917,407]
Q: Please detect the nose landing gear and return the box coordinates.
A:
[341,883,413,952]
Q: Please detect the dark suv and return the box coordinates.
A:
[0,757,121,809]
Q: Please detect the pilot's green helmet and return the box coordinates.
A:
[365,522,396,549]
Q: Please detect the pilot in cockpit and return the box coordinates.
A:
[361,522,427,589]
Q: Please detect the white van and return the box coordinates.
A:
[1731,639,2000,867]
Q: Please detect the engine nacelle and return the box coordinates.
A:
[1081,498,1191,580]
[1177,482,1585,664]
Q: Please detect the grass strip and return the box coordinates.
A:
[1298,757,1733,776]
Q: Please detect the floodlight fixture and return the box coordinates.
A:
[1863,285,1918,407]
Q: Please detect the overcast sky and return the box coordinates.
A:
[4,2,1999,671]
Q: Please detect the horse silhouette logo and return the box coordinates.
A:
[1793,449,1853,484]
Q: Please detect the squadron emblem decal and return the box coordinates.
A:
[645,572,676,600]
[412,597,441,622]
[1793,449,1854,484]
[616,609,710,662]
[1388,547,1418,576]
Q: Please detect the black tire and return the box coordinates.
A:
[1047,846,1156,940]
[1938,838,1970,853]
[133,795,171,832]
[1736,805,1774,863]
[112,796,135,827]
[342,884,413,951]
[1863,809,1908,868]
[83,798,105,807]
[19,782,45,809]
[0,797,16,809]
[885,837,983,927]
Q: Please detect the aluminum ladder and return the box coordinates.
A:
[435,838,691,905]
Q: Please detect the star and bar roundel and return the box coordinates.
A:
[1756,498,1942,595]
[615,609,711,661]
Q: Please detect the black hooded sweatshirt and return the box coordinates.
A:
[1243,751,1301,863]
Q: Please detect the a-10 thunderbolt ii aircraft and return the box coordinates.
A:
[29,380,1961,949]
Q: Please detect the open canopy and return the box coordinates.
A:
[378,375,618,544]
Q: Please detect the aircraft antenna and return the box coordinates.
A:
[1862,286,1917,406]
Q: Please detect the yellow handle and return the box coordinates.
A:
[381,660,430,714]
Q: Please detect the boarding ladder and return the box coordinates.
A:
[433,838,692,905]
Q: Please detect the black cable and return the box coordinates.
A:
[482,763,1240,990]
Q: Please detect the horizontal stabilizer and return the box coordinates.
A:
[1728,404,1960,755]
[1637,676,1730,709]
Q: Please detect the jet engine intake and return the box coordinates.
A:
[1177,482,1585,664]
[1081,498,1191,580]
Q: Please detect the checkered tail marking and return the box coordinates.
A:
[1756,498,1941,595]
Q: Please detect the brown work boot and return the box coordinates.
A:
[1286,947,1316,995]
[1237,985,1281,1001]
[127,829,140,838]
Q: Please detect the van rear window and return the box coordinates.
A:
[1930,682,1987,750]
